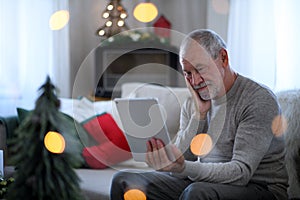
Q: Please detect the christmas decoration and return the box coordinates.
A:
[100,30,170,47]
[153,15,171,38]
[96,0,129,38]
[7,76,84,200]
[0,177,14,199]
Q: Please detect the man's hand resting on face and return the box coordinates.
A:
[185,78,211,120]
[145,138,185,173]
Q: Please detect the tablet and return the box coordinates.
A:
[114,98,175,162]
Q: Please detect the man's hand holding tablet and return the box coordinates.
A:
[145,138,185,173]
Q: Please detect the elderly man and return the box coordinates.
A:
[110,29,288,200]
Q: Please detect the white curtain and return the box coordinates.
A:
[0,0,69,116]
[227,0,300,92]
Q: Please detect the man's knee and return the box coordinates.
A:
[111,170,148,189]
[111,170,142,200]
[111,170,132,188]
[180,182,218,200]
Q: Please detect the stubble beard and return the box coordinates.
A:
[199,85,218,100]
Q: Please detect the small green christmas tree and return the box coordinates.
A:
[7,76,84,200]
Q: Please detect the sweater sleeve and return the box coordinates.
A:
[174,90,281,186]
[174,98,208,161]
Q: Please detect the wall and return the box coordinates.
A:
[206,0,229,41]
[69,0,228,98]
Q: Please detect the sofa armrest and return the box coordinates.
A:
[0,116,19,139]
[0,116,19,165]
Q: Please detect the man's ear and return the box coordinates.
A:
[220,48,229,67]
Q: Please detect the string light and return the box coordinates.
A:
[103,12,110,19]
[96,0,129,38]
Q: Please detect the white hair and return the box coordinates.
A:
[180,29,227,59]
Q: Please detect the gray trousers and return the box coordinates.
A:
[110,170,276,200]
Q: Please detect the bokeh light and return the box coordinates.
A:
[133,3,158,23]
[117,20,125,27]
[107,4,114,11]
[106,21,113,27]
[190,133,213,156]
[49,10,70,30]
[103,12,109,18]
[44,131,65,154]
[124,189,146,200]
[212,0,229,15]
[271,115,288,137]
[98,30,105,36]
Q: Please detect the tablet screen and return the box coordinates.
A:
[114,98,175,162]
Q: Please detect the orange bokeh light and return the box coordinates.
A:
[124,189,147,200]
[272,115,288,137]
[44,131,65,154]
[190,133,213,157]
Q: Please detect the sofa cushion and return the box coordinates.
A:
[15,107,95,168]
[0,116,19,165]
[277,90,300,198]
[16,107,95,145]
[81,113,132,169]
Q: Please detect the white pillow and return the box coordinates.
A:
[60,97,117,123]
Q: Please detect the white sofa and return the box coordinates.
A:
[73,82,191,199]
[73,84,300,199]
[1,82,191,200]
[2,83,300,199]
[68,83,190,200]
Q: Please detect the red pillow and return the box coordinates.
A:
[81,113,132,169]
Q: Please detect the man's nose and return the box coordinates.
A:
[192,72,203,86]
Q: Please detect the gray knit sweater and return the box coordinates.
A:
[174,74,288,200]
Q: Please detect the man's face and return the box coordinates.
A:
[180,43,225,100]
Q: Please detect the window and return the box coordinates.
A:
[0,0,69,116]
[227,0,300,92]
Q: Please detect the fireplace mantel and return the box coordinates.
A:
[94,43,182,98]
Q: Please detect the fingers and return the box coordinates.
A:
[151,139,162,169]
[146,140,154,165]
[185,78,195,93]
[146,140,186,173]
[185,77,200,101]
[156,140,170,166]
[185,77,211,120]
[146,138,161,169]
[145,138,171,170]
